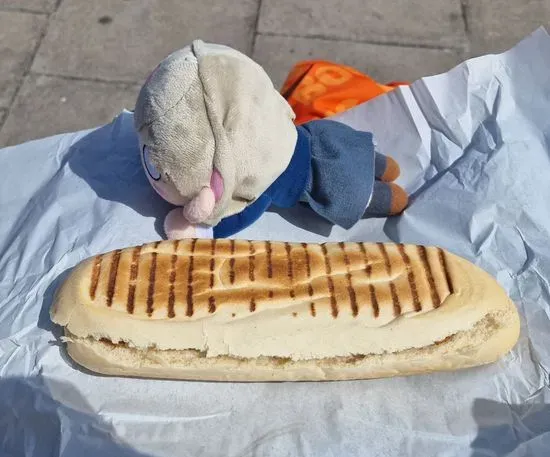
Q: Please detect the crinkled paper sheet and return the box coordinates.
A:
[1,28,550,457]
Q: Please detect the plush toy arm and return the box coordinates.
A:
[164,207,197,239]
[213,193,272,238]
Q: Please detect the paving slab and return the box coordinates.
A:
[0,11,47,108]
[466,0,549,56]
[0,74,139,147]
[32,0,260,82]
[0,0,57,13]
[258,0,467,49]
[253,34,462,89]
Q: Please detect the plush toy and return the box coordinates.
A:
[133,40,408,240]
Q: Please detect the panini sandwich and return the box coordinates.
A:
[50,239,520,381]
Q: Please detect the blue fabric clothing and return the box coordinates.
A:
[213,128,311,238]
[213,193,273,238]
[299,120,375,229]
[213,119,375,237]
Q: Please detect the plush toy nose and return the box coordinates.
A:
[182,187,216,224]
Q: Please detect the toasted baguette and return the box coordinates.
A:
[50,239,520,381]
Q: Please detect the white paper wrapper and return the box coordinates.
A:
[1,28,550,457]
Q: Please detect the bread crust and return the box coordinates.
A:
[50,239,521,381]
[63,310,518,381]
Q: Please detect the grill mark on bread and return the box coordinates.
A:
[358,242,367,261]
[339,242,358,317]
[379,244,400,315]
[248,241,256,282]
[145,241,161,317]
[321,244,332,274]
[418,246,441,307]
[186,239,197,317]
[310,302,316,316]
[369,285,380,317]
[321,244,338,317]
[208,296,216,313]
[265,241,273,278]
[90,255,102,300]
[304,243,313,300]
[209,239,216,289]
[285,242,296,299]
[229,240,236,284]
[359,243,379,317]
[106,250,122,307]
[358,242,373,276]
[126,246,142,314]
[248,241,256,313]
[397,244,421,312]
[378,242,391,275]
[265,241,273,298]
[301,242,311,278]
[285,242,294,281]
[167,240,179,318]
[439,248,454,294]
[389,283,401,316]
[146,252,157,316]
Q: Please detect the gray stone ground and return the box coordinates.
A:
[0,0,548,147]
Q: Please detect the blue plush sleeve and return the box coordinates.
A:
[213,193,273,238]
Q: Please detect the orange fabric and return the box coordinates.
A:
[281,60,409,125]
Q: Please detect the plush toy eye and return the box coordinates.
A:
[142,145,161,181]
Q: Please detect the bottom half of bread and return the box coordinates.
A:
[63,310,519,382]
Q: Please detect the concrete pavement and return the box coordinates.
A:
[0,0,547,147]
